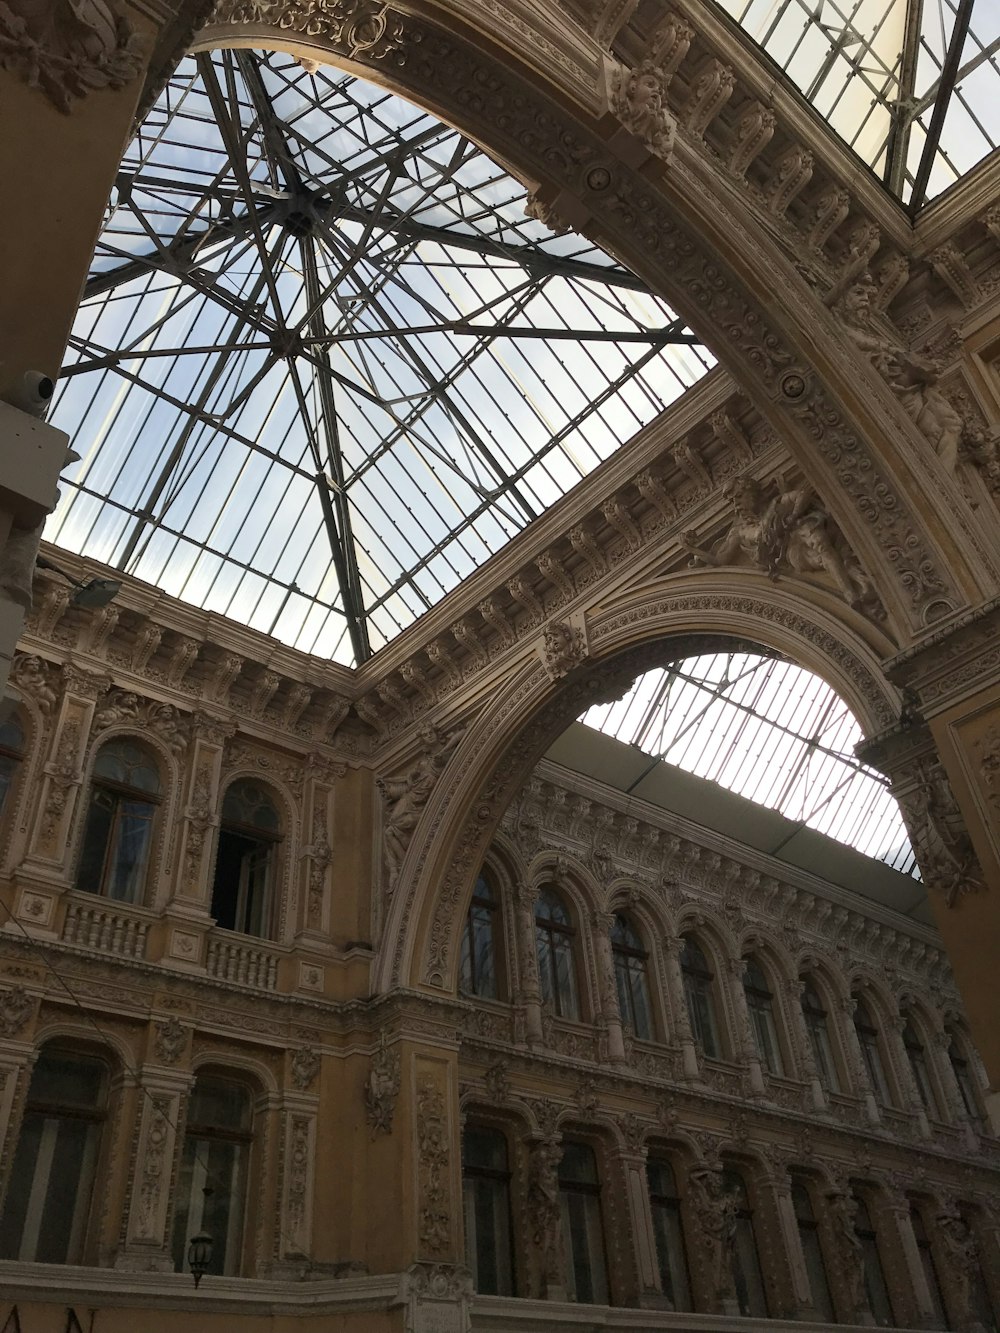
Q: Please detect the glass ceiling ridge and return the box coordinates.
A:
[48,50,713,667]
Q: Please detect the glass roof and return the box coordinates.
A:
[715,0,1000,207]
[45,49,711,666]
[580,651,917,875]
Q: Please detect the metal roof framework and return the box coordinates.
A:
[715,0,1000,208]
[580,651,917,875]
[46,49,712,666]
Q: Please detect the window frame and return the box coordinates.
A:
[680,935,722,1059]
[557,1139,609,1305]
[722,1166,769,1318]
[534,886,581,1021]
[853,995,893,1106]
[791,1177,835,1321]
[461,1122,516,1295]
[210,779,283,939]
[611,913,654,1040]
[459,873,504,1001]
[800,979,841,1093]
[646,1153,691,1311]
[742,956,785,1077]
[75,737,162,905]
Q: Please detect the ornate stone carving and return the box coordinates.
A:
[378,724,460,888]
[681,475,878,612]
[0,985,33,1036]
[153,1016,187,1064]
[306,806,332,927]
[291,1045,320,1091]
[483,1061,510,1103]
[42,719,81,838]
[134,1097,171,1241]
[729,100,775,176]
[212,0,410,63]
[608,57,675,162]
[688,1163,738,1308]
[416,1075,449,1254]
[10,653,56,713]
[907,763,984,908]
[285,1114,311,1248]
[524,188,569,235]
[539,618,588,681]
[825,1186,866,1319]
[935,1206,979,1327]
[527,1134,563,1293]
[838,276,967,474]
[0,0,143,112]
[364,1035,401,1136]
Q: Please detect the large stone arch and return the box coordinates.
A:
[191,3,999,638]
[375,570,901,992]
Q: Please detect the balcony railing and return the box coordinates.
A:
[205,936,279,990]
[62,899,149,959]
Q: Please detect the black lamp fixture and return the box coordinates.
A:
[35,554,122,609]
[187,1228,214,1289]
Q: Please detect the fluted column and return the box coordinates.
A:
[592,910,626,1064]
[838,995,882,1126]
[875,1187,938,1329]
[888,1010,932,1139]
[763,1154,813,1320]
[727,957,766,1096]
[513,883,543,1049]
[786,978,828,1113]
[662,934,699,1080]
[614,1139,662,1305]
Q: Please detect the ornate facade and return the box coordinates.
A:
[3,0,1000,1329]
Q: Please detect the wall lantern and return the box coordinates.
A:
[187,1230,214,1288]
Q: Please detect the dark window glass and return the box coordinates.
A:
[744,957,784,1076]
[910,1207,948,1330]
[723,1169,768,1317]
[903,1018,939,1116]
[646,1157,691,1310]
[172,1075,252,1277]
[801,982,841,1092]
[681,936,720,1058]
[75,739,160,903]
[852,1193,895,1326]
[462,1126,514,1295]
[612,914,652,1039]
[460,875,500,999]
[792,1181,835,1320]
[0,712,25,818]
[210,781,280,938]
[558,1142,608,1304]
[854,998,892,1105]
[535,887,579,1021]
[0,1047,108,1263]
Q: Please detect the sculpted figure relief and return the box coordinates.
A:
[0,0,143,111]
[681,475,877,611]
[838,276,965,472]
[687,1164,738,1308]
[825,1188,866,1319]
[377,724,460,888]
[609,57,675,162]
[909,764,984,908]
[527,1135,564,1294]
[936,1208,980,1330]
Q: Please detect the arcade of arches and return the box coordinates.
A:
[4,0,1000,1329]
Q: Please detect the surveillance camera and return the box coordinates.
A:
[3,371,56,419]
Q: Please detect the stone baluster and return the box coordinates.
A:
[662,934,700,1080]
[513,883,544,1049]
[592,909,626,1064]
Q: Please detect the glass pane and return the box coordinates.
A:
[173,1132,248,1275]
[94,739,160,793]
[559,1142,599,1185]
[188,1077,252,1132]
[463,1171,513,1295]
[552,935,579,1020]
[222,780,280,832]
[0,753,19,817]
[0,1112,102,1263]
[105,799,155,903]
[560,1188,608,1304]
[463,1126,508,1172]
[647,1161,691,1312]
[76,788,115,894]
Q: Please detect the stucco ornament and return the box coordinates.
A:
[364,1033,401,1136]
[291,1044,321,1091]
[539,618,588,681]
[0,984,33,1036]
[908,763,984,908]
[825,1188,866,1319]
[608,57,675,163]
[681,475,878,613]
[378,723,460,889]
[837,276,967,473]
[527,1135,564,1294]
[687,1164,738,1309]
[153,1015,187,1064]
[210,0,408,63]
[0,0,143,112]
[10,652,56,713]
[935,1206,980,1328]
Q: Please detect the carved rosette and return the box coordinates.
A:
[210,0,410,65]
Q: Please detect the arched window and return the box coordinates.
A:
[851,1190,894,1326]
[792,1180,834,1320]
[947,1032,984,1127]
[801,981,840,1092]
[0,1044,110,1263]
[646,1156,691,1310]
[76,738,161,903]
[611,914,652,1040]
[902,1015,939,1117]
[534,887,579,1021]
[910,1205,948,1329]
[723,1168,768,1316]
[743,957,784,1076]
[0,710,26,818]
[558,1141,608,1304]
[462,1124,514,1295]
[460,874,502,999]
[210,781,281,938]
[853,997,892,1105]
[680,936,721,1058]
[172,1073,253,1277]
